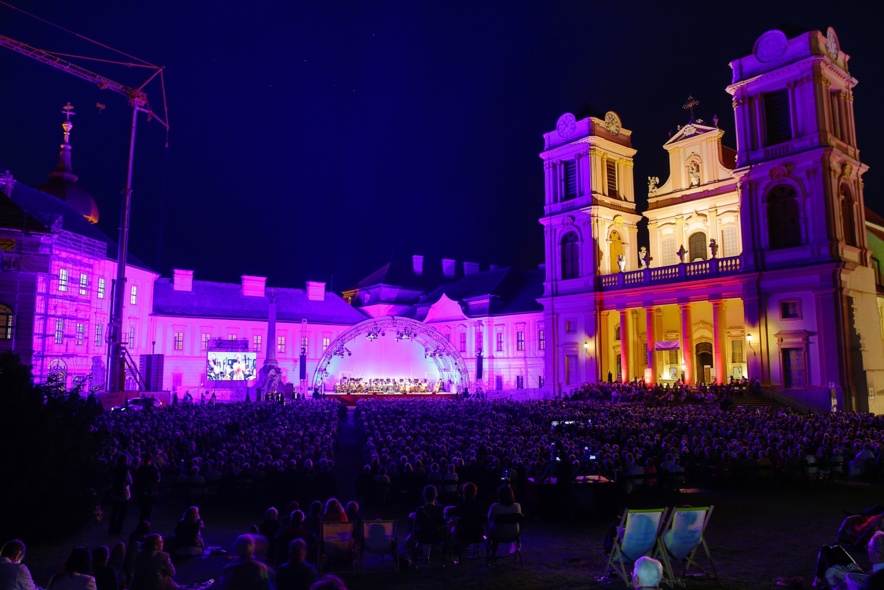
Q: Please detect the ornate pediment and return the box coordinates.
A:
[424,293,468,323]
[664,122,720,146]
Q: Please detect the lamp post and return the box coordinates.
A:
[746,333,757,356]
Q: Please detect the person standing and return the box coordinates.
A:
[134,456,161,523]
[108,455,133,535]
[0,539,37,590]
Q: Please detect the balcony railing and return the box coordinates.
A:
[600,256,741,290]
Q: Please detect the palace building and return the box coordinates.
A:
[1,27,882,413]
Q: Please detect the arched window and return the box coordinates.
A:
[767,184,802,249]
[841,183,858,247]
[609,230,624,273]
[561,232,580,279]
[0,304,13,340]
[689,232,707,261]
[48,359,67,389]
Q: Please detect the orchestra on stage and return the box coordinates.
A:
[332,376,447,395]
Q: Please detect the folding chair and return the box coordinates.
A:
[655,505,718,584]
[487,512,524,567]
[319,522,356,575]
[359,520,399,573]
[603,507,667,586]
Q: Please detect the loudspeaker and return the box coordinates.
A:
[476,353,483,380]
[299,353,307,380]
[139,354,164,391]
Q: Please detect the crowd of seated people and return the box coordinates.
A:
[356,397,884,499]
[95,401,343,508]
[333,377,444,395]
[564,377,759,408]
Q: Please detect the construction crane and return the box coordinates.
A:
[0,31,168,393]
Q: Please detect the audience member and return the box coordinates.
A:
[108,456,133,535]
[275,540,316,590]
[487,484,521,557]
[172,507,205,557]
[47,547,96,590]
[130,535,175,590]
[0,539,37,590]
[632,556,664,589]
[90,547,118,590]
[218,535,273,590]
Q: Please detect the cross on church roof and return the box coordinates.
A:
[682,95,700,122]
[62,102,76,121]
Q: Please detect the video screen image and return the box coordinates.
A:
[207,352,258,381]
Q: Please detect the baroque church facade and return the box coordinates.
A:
[1,27,883,413]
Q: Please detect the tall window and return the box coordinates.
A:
[661,236,677,266]
[475,331,483,354]
[174,332,184,351]
[76,323,85,345]
[606,159,618,198]
[764,88,792,146]
[689,232,707,261]
[95,324,103,347]
[516,331,525,351]
[128,327,135,347]
[495,332,504,352]
[277,336,286,354]
[79,273,88,296]
[0,304,13,340]
[58,269,68,292]
[301,336,309,350]
[722,226,739,257]
[561,232,580,279]
[201,333,211,351]
[459,332,467,353]
[562,160,577,200]
[782,348,806,388]
[253,335,262,351]
[565,354,578,385]
[130,285,138,305]
[731,339,744,363]
[538,329,546,351]
[98,278,106,299]
[228,334,237,341]
[322,337,330,351]
[55,319,64,344]
[768,184,801,249]
[841,184,858,247]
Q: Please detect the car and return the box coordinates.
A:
[110,396,162,412]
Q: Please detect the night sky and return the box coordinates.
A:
[1,1,880,292]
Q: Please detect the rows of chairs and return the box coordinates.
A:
[318,512,526,574]
[603,506,717,587]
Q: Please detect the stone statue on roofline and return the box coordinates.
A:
[617,254,626,273]
[639,246,650,269]
[677,245,687,263]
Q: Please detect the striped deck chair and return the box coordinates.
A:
[655,505,718,584]
[603,507,667,587]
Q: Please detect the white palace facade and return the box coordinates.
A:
[1,27,884,413]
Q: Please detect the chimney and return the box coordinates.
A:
[442,258,456,279]
[412,255,424,276]
[172,269,193,292]
[241,275,267,297]
[463,261,479,275]
[306,281,326,301]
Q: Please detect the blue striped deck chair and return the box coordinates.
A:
[603,507,667,586]
[655,505,718,584]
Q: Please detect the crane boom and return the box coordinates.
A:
[0,34,167,128]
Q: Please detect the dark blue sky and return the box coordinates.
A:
[1,1,880,291]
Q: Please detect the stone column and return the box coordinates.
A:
[620,309,630,383]
[645,305,656,384]
[680,303,693,384]
[712,300,726,384]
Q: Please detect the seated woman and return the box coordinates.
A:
[172,506,205,556]
[487,484,522,557]
[321,498,348,523]
[405,485,447,562]
[48,547,97,590]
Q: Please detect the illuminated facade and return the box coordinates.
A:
[539,28,884,412]
[1,27,883,412]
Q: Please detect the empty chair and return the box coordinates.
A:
[603,507,667,586]
[318,522,356,575]
[655,505,717,583]
[359,520,398,573]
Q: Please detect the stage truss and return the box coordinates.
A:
[312,316,471,392]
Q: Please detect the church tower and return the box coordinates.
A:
[728,28,884,411]
[538,109,641,391]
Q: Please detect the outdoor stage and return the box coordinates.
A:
[322,391,458,406]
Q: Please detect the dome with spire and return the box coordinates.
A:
[36,102,100,224]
